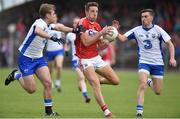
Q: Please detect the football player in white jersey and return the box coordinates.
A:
[65,17,90,103]
[113,9,177,117]
[5,3,82,116]
[46,29,65,92]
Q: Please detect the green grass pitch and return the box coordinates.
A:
[0,68,180,118]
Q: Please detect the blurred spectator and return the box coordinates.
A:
[16,17,26,41]
[0,0,180,70]
[0,37,9,67]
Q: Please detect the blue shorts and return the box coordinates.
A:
[138,63,164,78]
[46,49,64,61]
[72,60,79,69]
[18,53,48,76]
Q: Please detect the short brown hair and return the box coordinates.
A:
[85,2,99,11]
[140,9,154,17]
[39,3,56,18]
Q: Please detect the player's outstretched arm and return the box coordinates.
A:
[35,26,51,39]
[166,40,177,67]
[112,20,128,42]
[53,23,84,34]
[35,26,65,44]
[116,34,128,42]
[54,23,73,33]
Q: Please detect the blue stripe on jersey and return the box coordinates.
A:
[21,26,36,54]
[127,32,136,40]
[128,32,140,62]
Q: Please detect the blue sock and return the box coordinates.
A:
[14,73,22,80]
[44,99,53,107]
[44,99,53,114]
[136,105,143,114]
[82,92,88,98]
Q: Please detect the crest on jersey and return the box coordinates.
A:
[86,29,97,36]
[152,34,156,38]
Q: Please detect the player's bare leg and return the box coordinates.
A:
[136,72,149,117]
[54,55,64,92]
[48,61,54,88]
[148,77,163,95]
[35,66,58,116]
[84,66,113,117]
[18,75,36,93]
[96,65,119,85]
[75,68,90,103]
[5,69,36,93]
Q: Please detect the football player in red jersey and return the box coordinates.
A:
[75,2,120,117]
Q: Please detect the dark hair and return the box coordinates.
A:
[140,9,154,17]
[39,3,56,18]
[85,2,99,11]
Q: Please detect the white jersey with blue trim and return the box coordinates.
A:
[46,30,64,51]
[19,18,48,58]
[124,25,171,65]
[66,32,78,61]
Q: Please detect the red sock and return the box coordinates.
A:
[101,104,112,117]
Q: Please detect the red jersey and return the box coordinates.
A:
[75,17,102,59]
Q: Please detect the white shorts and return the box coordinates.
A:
[80,55,108,70]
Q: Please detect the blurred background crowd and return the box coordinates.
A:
[0,0,180,70]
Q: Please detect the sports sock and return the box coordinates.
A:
[136,105,143,114]
[82,91,88,98]
[101,104,112,117]
[55,79,61,87]
[14,71,22,80]
[44,99,53,114]
[147,78,153,88]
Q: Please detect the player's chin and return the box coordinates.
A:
[91,17,97,22]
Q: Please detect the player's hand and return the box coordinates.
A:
[72,25,85,34]
[112,20,120,30]
[169,58,177,67]
[50,36,65,45]
[100,26,113,35]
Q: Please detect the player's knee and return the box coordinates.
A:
[108,75,119,85]
[112,79,119,85]
[26,87,36,94]
[79,75,85,81]
[155,92,161,95]
[155,90,161,95]
[56,65,62,70]
[140,83,147,90]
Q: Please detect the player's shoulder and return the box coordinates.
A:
[153,24,163,30]
[79,17,87,26]
[153,24,167,33]
[33,18,47,29]
[34,18,45,24]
